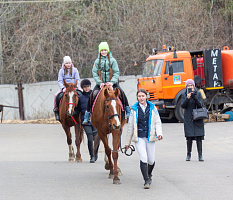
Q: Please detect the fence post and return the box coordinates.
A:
[15,80,25,120]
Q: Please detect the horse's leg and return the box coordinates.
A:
[103,136,122,174]
[104,154,110,170]
[74,125,83,162]
[98,131,114,179]
[112,130,121,184]
[62,124,75,162]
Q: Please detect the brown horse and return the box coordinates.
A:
[91,86,127,184]
[59,80,83,162]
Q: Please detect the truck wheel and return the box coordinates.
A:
[174,99,184,123]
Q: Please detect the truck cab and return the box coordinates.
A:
[138,46,233,122]
[138,49,194,121]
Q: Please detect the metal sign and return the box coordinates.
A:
[204,49,223,88]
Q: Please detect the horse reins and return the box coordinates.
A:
[70,115,82,130]
[64,89,81,130]
[104,98,135,156]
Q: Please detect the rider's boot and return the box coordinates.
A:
[140,161,150,189]
[82,111,90,125]
[54,110,60,121]
[125,106,131,118]
[148,162,155,184]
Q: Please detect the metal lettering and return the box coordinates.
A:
[211,50,218,57]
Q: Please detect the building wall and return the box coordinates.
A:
[0,75,140,120]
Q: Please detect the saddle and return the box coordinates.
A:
[90,86,125,114]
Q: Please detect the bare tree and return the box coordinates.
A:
[0,0,232,84]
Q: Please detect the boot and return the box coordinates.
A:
[83,111,90,125]
[140,161,150,189]
[196,140,204,162]
[186,139,192,161]
[54,110,60,121]
[88,140,95,163]
[148,162,155,183]
[125,106,131,118]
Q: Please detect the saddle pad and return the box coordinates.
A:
[92,88,124,113]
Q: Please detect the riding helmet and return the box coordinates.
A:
[81,79,91,88]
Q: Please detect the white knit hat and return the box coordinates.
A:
[63,56,72,64]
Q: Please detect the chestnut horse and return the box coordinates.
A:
[59,80,83,162]
[91,86,127,184]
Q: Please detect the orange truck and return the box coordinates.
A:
[137,45,233,122]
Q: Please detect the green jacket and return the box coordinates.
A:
[92,52,119,85]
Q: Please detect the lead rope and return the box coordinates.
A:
[70,115,82,131]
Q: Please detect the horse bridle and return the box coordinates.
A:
[104,98,135,156]
[64,89,82,130]
[64,89,78,116]
[104,98,121,129]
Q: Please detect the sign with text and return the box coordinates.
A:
[204,49,223,88]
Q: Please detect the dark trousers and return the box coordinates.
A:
[83,125,97,142]
[83,125,97,157]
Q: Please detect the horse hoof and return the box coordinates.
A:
[76,158,82,163]
[117,168,123,176]
[105,163,110,170]
[108,174,114,179]
[118,171,123,176]
[113,179,121,184]
[69,158,75,162]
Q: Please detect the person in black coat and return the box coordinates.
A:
[77,79,100,163]
[181,79,205,162]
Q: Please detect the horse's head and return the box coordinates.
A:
[64,80,79,116]
[103,86,121,130]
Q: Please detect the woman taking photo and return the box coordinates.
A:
[125,88,163,189]
[181,79,205,162]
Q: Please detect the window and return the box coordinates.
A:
[164,60,184,74]
[142,59,164,77]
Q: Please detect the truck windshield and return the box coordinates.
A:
[142,59,164,77]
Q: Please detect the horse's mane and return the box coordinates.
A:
[66,83,76,91]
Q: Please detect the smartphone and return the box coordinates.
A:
[188,88,192,94]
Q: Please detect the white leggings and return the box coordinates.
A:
[135,137,156,165]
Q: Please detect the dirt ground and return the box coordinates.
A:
[1,117,60,124]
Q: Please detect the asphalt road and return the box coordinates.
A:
[0,122,233,200]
